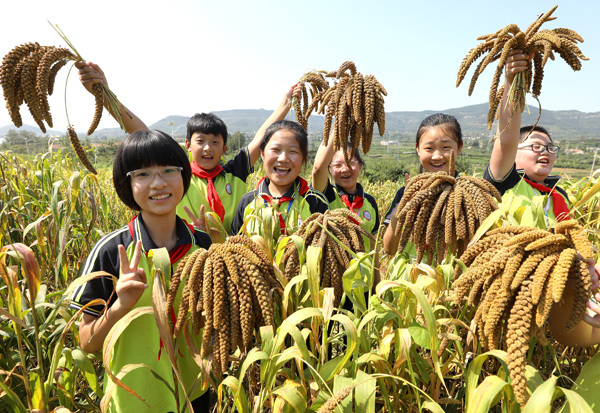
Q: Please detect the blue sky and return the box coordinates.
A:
[1,0,598,133]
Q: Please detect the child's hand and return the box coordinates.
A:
[76,61,107,95]
[285,82,302,103]
[115,241,147,311]
[184,205,223,243]
[184,205,207,232]
[505,49,532,83]
[583,261,600,327]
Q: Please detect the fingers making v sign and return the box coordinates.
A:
[115,240,148,311]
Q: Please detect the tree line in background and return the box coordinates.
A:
[2,129,599,182]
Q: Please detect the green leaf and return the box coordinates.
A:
[467,375,510,413]
[522,375,556,413]
[306,245,323,308]
[72,348,104,398]
[0,377,29,413]
[355,370,375,413]
[30,370,44,410]
[408,321,431,350]
[271,380,307,413]
[561,387,594,413]
[558,350,600,411]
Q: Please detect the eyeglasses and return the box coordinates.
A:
[330,160,360,171]
[517,144,560,154]
[126,166,183,184]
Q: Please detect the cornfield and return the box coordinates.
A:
[1,150,599,412]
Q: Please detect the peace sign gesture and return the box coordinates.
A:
[115,240,148,311]
[184,205,223,243]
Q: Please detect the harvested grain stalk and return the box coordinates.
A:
[295,62,386,162]
[283,208,375,307]
[453,220,593,407]
[393,152,501,263]
[456,5,588,129]
[166,236,280,377]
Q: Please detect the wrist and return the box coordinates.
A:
[110,298,132,318]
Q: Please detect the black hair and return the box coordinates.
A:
[329,145,366,169]
[113,129,192,211]
[415,113,464,148]
[519,125,552,143]
[186,113,228,146]
[260,120,308,162]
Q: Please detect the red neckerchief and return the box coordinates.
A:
[257,177,309,235]
[523,178,571,222]
[191,161,225,222]
[128,215,193,359]
[340,194,363,225]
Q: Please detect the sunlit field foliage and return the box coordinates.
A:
[1,150,599,412]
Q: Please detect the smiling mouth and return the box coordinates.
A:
[431,162,445,168]
[150,194,171,200]
[274,166,291,175]
[537,159,549,165]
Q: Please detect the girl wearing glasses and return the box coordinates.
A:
[312,129,380,250]
[70,130,212,412]
[484,50,569,228]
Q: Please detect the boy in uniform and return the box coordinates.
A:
[76,61,300,239]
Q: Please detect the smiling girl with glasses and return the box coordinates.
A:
[312,128,380,251]
[70,130,212,412]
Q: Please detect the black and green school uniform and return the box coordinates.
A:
[70,214,212,413]
[176,147,253,234]
[483,163,571,228]
[231,177,330,238]
[322,180,380,249]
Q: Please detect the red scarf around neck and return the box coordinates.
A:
[191,161,225,222]
[257,177,309,235]
[340,194,363,224]
[523,178,570,222]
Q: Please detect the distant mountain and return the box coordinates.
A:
[0,124,63,136]
[3,103,599,140]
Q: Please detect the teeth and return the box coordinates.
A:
[151,194,170,200]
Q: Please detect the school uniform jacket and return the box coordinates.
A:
[176,147,253,234]
[70,214,212,413]
[483,163,569,228]
[322,180,380,250]
[230,177,330,238]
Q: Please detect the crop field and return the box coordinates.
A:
[0,148,599,412]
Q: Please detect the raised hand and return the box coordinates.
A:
[505,49,532,83]
[75,61,107,96]
[115,240,147,311]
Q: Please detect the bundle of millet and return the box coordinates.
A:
[456,5,588,129]
[166,235,280,377]
[283,209,375,307]
[452,220,594,406]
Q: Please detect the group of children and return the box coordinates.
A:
[69,51,600,412]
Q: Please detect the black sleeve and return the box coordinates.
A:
[70,240,123,316]
[231,191,257,235]
[383,186,405,225]
[483,163,521,196]
[222,147,253,182]
[321,180,337,204]
[305,189,330,214]
[193,230,213,249]
[364,193,380,235]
